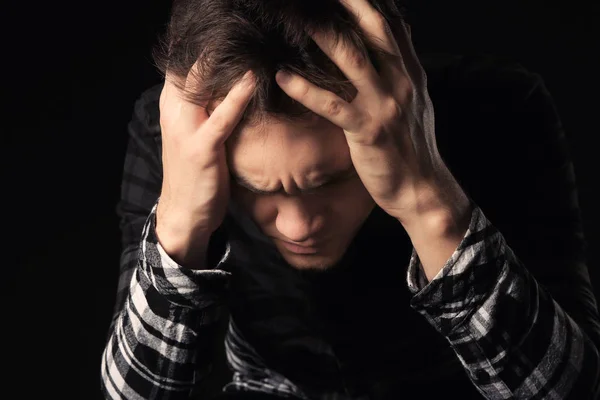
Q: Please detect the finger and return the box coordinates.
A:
[180,60,211,118]
[389,20,427,90]
[340,0,401,56]
[159,71,187,132]
[309,24,382,102]
[339,0,413,102]
[203,70,256,148]
[275,71,364,133]
[160,63,207,130]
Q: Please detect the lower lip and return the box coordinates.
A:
[280,241,319,254]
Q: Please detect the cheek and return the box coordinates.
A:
[251,198,279,224]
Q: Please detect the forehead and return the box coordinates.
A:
[226,115,350,177]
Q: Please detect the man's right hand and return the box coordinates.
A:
[155,65,256,268]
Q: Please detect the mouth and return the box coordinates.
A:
[278,239,321,255]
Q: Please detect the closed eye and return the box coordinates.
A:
[231,167,358,196]
[303,170,358,194]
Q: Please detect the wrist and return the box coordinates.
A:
[396,170,471,229]
[400,197,473,283]
[155,223,212,269]
[155,205,213,269]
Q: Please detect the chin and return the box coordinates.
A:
[272,234,355,271]
[279,249,344,271]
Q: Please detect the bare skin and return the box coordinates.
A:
[156,69,257,268]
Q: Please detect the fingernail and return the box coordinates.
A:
[276,70,291,84]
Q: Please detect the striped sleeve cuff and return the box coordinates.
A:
[405,203,504,336]
[138,200,231,309]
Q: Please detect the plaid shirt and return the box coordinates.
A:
[100,54,600,399]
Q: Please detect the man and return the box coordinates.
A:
[100,0,600,398]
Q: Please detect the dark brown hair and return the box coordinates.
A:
[153,0,407,126]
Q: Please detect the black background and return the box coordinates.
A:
[4,1,599,398]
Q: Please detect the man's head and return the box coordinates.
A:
[154,0,407,270]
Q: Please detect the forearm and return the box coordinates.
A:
[406,205,600,399]
[101,203,231,399]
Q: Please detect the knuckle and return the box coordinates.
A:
[382,97,401,120]
[348,49,367,70]
[297,82,311,100]
[324,98,343,117]
[400,81,415,102]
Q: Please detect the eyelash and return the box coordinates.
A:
[303,177,349,195]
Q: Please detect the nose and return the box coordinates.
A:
[275,197,325,244]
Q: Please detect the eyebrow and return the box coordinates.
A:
[231,166,357,195]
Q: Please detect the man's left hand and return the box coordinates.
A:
[274,0,470,227]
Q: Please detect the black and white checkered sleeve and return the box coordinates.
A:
[101,201,231,399]
[406,204,600,399]
[101,85,231,399]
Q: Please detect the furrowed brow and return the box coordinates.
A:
[231,174,280,195]
[231,165,357,195]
